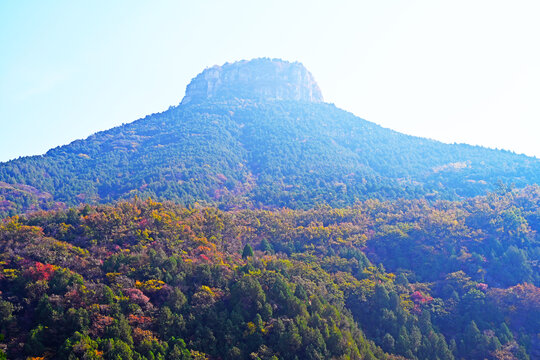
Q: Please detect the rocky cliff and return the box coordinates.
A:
[181,58,323,104]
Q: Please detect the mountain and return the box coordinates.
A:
[1,58,539,359]
[0,58,539,217]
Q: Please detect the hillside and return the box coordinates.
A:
[0,188,537,359]
[0,58,539,216]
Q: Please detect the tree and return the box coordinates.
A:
[0,300,14,327]
[25,325,45,356]
[168,338,191,360]
[106,315,133,346]
[103,338,133,360]
[0,335,5,360]
[65,307,90,333]
[382,333,395,352]
[260,238,274,254]
[242,244,254,259]
[463,320,482,357]
[294,284,307,301]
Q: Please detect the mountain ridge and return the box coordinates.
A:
[0,58,539,216]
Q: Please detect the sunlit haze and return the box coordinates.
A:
[1,0,539,161]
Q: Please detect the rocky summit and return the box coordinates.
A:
[180,58,323,104]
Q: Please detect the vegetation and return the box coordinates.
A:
[0,186,538,359]
[1,58,537,359]
[1,99,539,217]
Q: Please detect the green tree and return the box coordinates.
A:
[0,300,14,327]
[25,325,45,356]
[106,315,133,346]
[260,238,274,254]
[103,338,133,360]
[242,243,254,259]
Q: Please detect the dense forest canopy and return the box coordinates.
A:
[1,99,538,218]
[0,186,538,359]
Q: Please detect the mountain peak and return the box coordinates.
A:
[181,58,323,104]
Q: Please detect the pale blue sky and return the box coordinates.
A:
[1,0,539,161]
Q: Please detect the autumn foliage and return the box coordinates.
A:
[0,188,537,359]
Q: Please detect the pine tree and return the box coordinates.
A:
[242,244,254,259]
[260,238,274,253]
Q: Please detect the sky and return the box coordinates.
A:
[1,0,539,162]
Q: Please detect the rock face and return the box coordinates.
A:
[181,58,323,104]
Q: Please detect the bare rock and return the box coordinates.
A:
[181,58,323,104]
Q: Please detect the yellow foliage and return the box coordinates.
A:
[248,269,262,276]
[190,350,209,359]
[400,294,414,313]
[2,268,19,279]
[137,228,153,243]
[245,321,256,335]
[200,285,214,296]
[136,279,166,292]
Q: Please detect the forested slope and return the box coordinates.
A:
[1,99,538,217]
[0,186,537,359]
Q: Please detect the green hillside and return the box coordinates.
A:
[1,95,538,217]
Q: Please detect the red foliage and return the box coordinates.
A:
[200,254,210,261]
[411,291,433,304]
[25,262,56,281]
[133,327,157,343]
[64,288,83,307]
[91,314,115,337]
[488,283,540,313]
[138,218,150,229]
[476,283,488,291]
[128,314,152,326]
[124,288,150,305]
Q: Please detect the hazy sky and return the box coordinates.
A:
[1,0,539,162]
